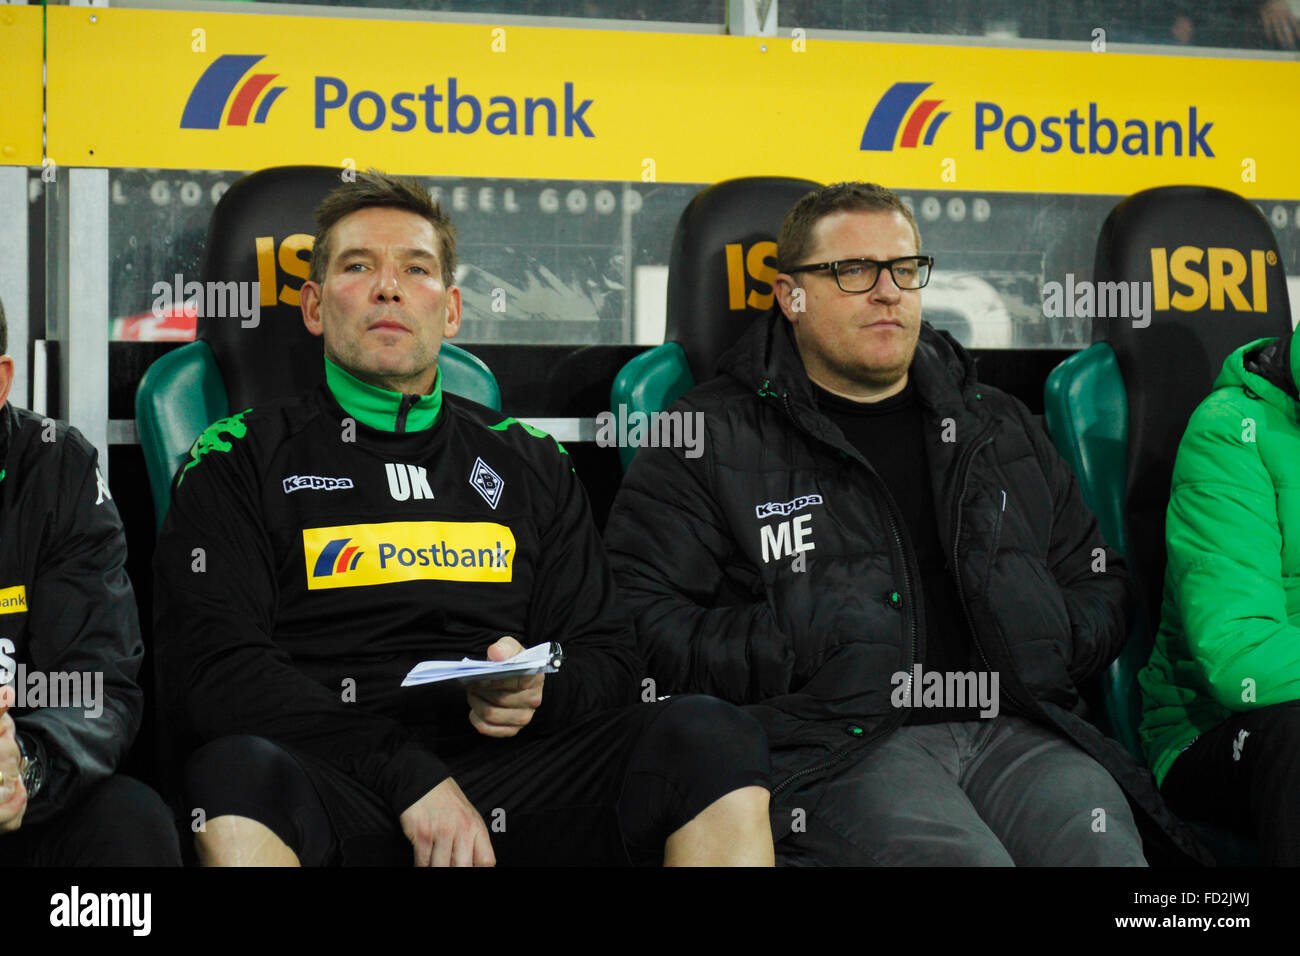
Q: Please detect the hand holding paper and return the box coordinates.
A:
[400,638,563,687]
[465,637,548,739]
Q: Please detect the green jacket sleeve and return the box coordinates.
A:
[1164,397,1300,710]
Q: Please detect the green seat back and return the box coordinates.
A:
[1043,342,1151,759]
[609,343,694,471]
[136,341,229,534]
[439,342,502,412]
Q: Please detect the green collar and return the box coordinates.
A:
[324,356,442,433]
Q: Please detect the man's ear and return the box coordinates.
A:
[442,286,462,340]
[0,356,13,410]
[773,273,801,325]
[300,280,324,337]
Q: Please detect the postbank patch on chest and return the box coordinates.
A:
[0,585,28,614]
[303,522,515,589]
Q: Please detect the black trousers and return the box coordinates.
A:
[184,695,770,866]
[0,775,182,866]
[1162,699,1300,865]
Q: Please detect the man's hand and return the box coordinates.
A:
[465,636,545,739]
[0,686,28,834]
[1261,0,1299,48]
[399,776,495,867]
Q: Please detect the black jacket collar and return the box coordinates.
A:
[716,307,984,427]
[1245,330,1300,401]
[0,402,13,482]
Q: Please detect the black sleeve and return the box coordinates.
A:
[604,412,796,704]
[17,437,143,825]
[1018,400,1134,683]
[153,417,449,817]
[521,446,640,732]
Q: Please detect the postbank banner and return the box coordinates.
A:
[46,8,1300,197]
[0,4,46,167]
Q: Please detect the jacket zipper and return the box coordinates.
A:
[948,426,1034,716]
[770,389,919,796]
[395,394,418,433]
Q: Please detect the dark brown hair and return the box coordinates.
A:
[309,169,457,287]
[777,182,921,274]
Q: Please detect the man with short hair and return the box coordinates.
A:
[0,295,180,866]
[605,182,1210,866]
[154,170,773,866]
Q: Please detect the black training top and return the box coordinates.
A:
[153,357,640,817]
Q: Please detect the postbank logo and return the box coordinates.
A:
[860,81,1216,160]
[179,52,595,139]
[181,54,288,129]
[0,585,28,615]
[1150,246,1277,312]
[860,81,950,151]
[304,521,515,589]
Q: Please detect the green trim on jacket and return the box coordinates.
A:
[1139,335,1300,785]
[324,356,442,432]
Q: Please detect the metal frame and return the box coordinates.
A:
[0,168,29,410]
[61,169,112,473]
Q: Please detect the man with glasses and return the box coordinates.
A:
[605,181,1208,865]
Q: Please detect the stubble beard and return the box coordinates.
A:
[327,326,439,395]
[800,323,918,396]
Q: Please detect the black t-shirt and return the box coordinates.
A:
[813,379,982,723]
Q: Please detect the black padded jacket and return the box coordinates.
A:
[605,309,1212,865]
[0,402,144,825]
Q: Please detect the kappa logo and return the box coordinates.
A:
[94,467,112,505]
[177,410,250,486]
[469,458,504,510]
[1232,728,1250,762]
[283,475,354,495]
[754,494,823,520]
[180,54,288,130]
[386,463,434,501]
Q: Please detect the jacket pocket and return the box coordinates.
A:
[981,487,1006,589]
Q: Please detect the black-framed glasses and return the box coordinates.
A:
[786,255,934,293]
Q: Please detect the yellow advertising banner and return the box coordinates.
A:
[0,5,45,167]
[46,8,1300,197]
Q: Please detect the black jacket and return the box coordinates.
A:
[605,310,1211,865]
[0,402,144,824]
[153,363,639,817]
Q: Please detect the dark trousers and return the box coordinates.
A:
[1162,700,1300,865]
[0,775,182,866]
[776,716,1145,866]
[184,695,770,866]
